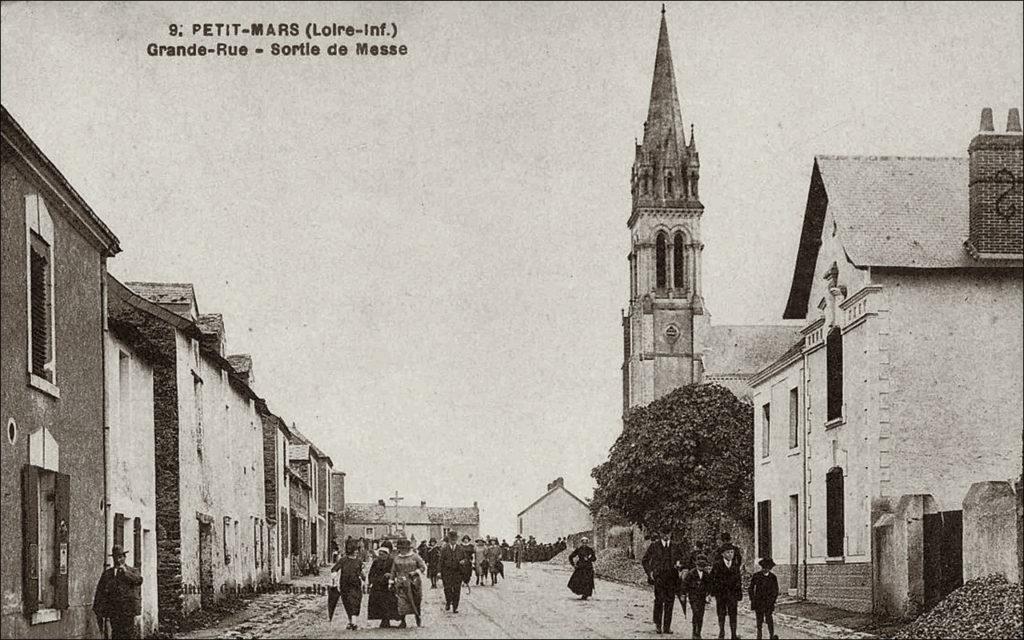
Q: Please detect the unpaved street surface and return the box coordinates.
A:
[178,563,829,639]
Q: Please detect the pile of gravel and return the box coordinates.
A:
[590,547,650,587]
[893,574,1023,640]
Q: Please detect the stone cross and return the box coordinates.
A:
[390,491,404,532]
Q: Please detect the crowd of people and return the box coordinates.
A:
[323,528,778,638]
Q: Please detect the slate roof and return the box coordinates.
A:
[344,503,479,526]
[784,155,1004,318]
[125,281,196,315]
[702,324,805,376]
[227,354,252,375]
[197,313,224,337]
[816,155,975,268]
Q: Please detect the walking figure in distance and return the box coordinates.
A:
[749,557,780,640]
[567,536,596,600]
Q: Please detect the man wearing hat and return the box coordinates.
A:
[93,544,143,639]
[683,554,713,639]
[438,531,467,612]
[642,525,686,635]
[749,557,780,640]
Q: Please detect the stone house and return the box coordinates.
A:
[751,108,1023,615]
[257,403,293,582]
[517,478,593,542]
[287,458,313,571]
[286,427,334,564]
[1,105,121,638]
[342,502,480,543]
[104,276,164,637]
[114,283,270,625]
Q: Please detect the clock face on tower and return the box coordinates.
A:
[665,325,680,343]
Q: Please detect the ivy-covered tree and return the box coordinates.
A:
[591,383,754,540]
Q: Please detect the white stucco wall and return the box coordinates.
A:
[518,487,593,542]
[880,268,1024,511]
[105,333,158,636]
[177,335,268,614]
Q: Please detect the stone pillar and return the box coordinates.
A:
[962,481,1020,582]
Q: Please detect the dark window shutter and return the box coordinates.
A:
[54,473,70,609]
[22,466,40,615]
[30,249,49,377]
[826,328,844,421]
[826,468,845,557]
[133,517,142,568]
[114,513,125,550]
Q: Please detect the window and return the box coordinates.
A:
[666,173,674,197]
[761,403,771,458]
[254,519,259,567]
[672,232,686,289]
[826,327,844,421]
[826,467,845,557]
[655,232,667,290]
[118,352,131,430]
[223,517,231,564]
[133,517,142,568]
[25,195,56,392]
[22,466,70,615]
[365,527,374,537]
[757,500,772,559]
[788,388,799,448]
[193,375,204,453]
[629,254,637,298]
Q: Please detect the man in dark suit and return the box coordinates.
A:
[93,545,143,639]
[438,531,467,613]
[642,526,686,635]
[710,546,743,639]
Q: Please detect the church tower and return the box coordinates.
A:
[622,7,707,413]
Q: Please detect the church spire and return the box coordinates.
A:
[643,8,686,153]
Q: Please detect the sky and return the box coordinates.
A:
[2,1,1022,537]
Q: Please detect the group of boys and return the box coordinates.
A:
[642,527,779,639]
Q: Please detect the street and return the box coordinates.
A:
[178,563,828,639]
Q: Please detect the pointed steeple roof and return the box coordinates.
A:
[643,8,686,154]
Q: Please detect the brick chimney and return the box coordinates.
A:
[420,500,426,508]
[547,477,565,492]
[967,107,1023,259]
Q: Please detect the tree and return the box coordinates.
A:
[591,383,754,540]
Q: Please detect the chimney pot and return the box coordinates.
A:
[1008,108,1022,133]
[420,500,426,508]
[473,501,478,509]
[980,107,995,132]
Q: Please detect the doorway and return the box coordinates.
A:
[198,521,214,608]
[788,495,799,590]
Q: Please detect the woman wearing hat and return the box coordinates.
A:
[567,536,596,600]
[459,535,476,592]
[367,543,399,627]
[390,537,428,628]
[329,539,365,630]
[749,557,780,640]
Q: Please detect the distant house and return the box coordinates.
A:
[256,402,293,582]
[517,478,593,542]
[343,502,480,543]
[751,108,1023,616]
[286,428,334,565]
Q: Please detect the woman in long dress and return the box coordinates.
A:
[567,537,596,600]
[474,538,489,585]
[459,535,476,592]
[367,545,399,627]
[390,538,428,628]
[329,540,365,630]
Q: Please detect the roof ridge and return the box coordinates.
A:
[816,154,966,161]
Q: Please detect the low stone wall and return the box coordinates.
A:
[806,562,873,613]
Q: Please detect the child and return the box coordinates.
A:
[332,540,366,630]
[749,557,780,640]
[683,554,713,639]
